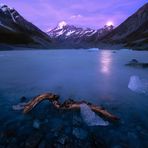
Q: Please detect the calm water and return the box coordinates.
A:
[0,49,148,147]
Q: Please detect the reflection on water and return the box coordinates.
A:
[100,50,112,74]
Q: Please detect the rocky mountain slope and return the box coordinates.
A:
[0,4,51,48]
[102,3,148,50]
[48,3,148,50]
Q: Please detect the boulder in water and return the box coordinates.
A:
[72,128,88,140]
[126,59,148,68]
[33,119,40,129]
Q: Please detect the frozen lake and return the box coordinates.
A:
[0,49,148,147]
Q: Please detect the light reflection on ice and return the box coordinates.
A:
[128,75,148,94]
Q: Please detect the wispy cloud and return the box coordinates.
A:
[70,14,82,19]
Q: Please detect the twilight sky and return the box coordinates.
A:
[1,0,147,31]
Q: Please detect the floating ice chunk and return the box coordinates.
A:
[80,103,109,126]
[88,48,99,52]
[128,75,148,94]
[12,102,27,111]
[128,76,143,92]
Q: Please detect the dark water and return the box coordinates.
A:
[0,49,148,147]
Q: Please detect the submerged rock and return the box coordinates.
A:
[90,134,107,148]
[3,130,16,137]
[72,128,88,140]
[56,135,68,145]
[129,59,138,64]
[20,96,27,102]
[126,59,148,68]
[33,119,40,129]
[73,115,83,126]
[80,103,109,126]
[25,132,43,148]
[38,140,46,148]
[112,51,117,53]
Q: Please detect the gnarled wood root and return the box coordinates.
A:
[23,93,119,122]
[23,93,59,113]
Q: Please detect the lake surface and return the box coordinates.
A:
[0,49,148,147]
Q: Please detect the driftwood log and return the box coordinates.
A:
[23,93,119,122]
[23,93,59,113]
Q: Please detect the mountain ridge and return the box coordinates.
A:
[0,4,51,48]
[0,3,147,50]
[47,21,113,48]
[101,3,148,49]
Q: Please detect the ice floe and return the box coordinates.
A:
[80,103,109,126]
[12,102,27,111]
[88,48,99,52]
[128,75,148,94]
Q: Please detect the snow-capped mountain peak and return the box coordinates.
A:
[57,21,67,29]
[0,4,20,23]
[47,23,114,48]
[0,4,13,12]
[0,4,9,12]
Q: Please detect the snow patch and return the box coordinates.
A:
[80,103,109,126]
[87,30,97,36]
[9,9,17,23]
[0,4,13,11]
[57,21,67,29]
[0,5,17,23]
[47,28,52,32]
[0,3,5,7]
[1,5,8,12]
[56,30,64,36]
[66,30,75,36]
[84,30,94,34]
[15,16,20,19]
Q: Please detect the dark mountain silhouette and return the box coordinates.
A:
[0,5,51,48]
[101,3,148,50]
